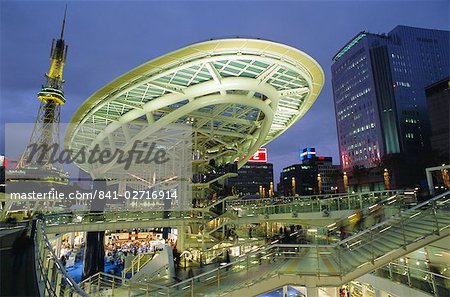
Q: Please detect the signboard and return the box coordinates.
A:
[300,147,316,161]
[249,148,267,162]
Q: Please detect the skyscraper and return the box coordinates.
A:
[426,77,450,164]
[332,25,449,187]
[300,148,340,194]
[226,162,274,197]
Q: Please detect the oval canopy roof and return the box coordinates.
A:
[66,38,324,170]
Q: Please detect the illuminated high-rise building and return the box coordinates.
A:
[332,25,449,186]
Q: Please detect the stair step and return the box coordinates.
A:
[378,234,404,247]
[404,224,436,234]
[346,247,374,265]
[388,228,432,244]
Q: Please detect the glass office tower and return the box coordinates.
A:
[332,26,449,187]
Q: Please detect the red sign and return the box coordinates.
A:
[249,148,267,162]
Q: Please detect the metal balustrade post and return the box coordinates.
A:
[370,231,375,264]
[98,274,101,294]
[56,273,62,297]
[218,267,221,291]
[430,273,438,297]
[246,253,249,274]
[47,260,54,290]
[400,215,407,249]
[431,200,440,235]
[316,245,320,277]
[406,266,412,287]
[338,247,343,276]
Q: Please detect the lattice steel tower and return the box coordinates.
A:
[15,8,69,183]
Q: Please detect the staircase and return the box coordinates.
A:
[122,252,155,278]
[154,191,450,296]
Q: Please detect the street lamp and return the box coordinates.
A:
[442,164,450,189]
[317,173,322,194]
[384,168,390,190]
[291,177,296,196]
[343,172,348,193]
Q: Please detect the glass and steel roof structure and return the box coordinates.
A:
[65,38,324,171]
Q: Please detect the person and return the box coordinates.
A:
[339,224,347,240]
[353,209,363,232]
[187,267,194,278]
[373,204,384,224]
[60,255,67,268]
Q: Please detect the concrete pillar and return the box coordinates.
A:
[55,237,62,258]
[362,284,368,296]
[82,179,106,280]
[177,223,185,252]
[69,232,75,248]
[322,287,339,297]
[306,287,319,297]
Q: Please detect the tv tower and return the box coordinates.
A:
[14,6,69,183]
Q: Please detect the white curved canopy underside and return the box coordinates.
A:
[66,39,324,171]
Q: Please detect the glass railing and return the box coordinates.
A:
[374,262,450,297]
[227,190,402,210]
[78,272,167,296]
[42,191,405,235]
[33,217,88,296]
[334,190,449,275]
[203,191,405,243]
[228,190,402,217]
[146,190,449,295]
[58,191,448,296]
[122,252,155,278]
[218,191,410,245]
[44,209,212,228]
[315,191,412,244]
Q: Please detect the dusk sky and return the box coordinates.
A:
[1,0,448,183]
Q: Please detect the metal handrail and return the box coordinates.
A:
[79,271,168,292]
[229,190,401,207]
[379,262,450,280]
[122,252,155,277]
[318,192,401,228]
[34,216,88,296]
[164,191,450,290]
[45,190,447,296]
[337,190,449,246]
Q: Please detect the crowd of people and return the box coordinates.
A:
[104,236,178,272]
